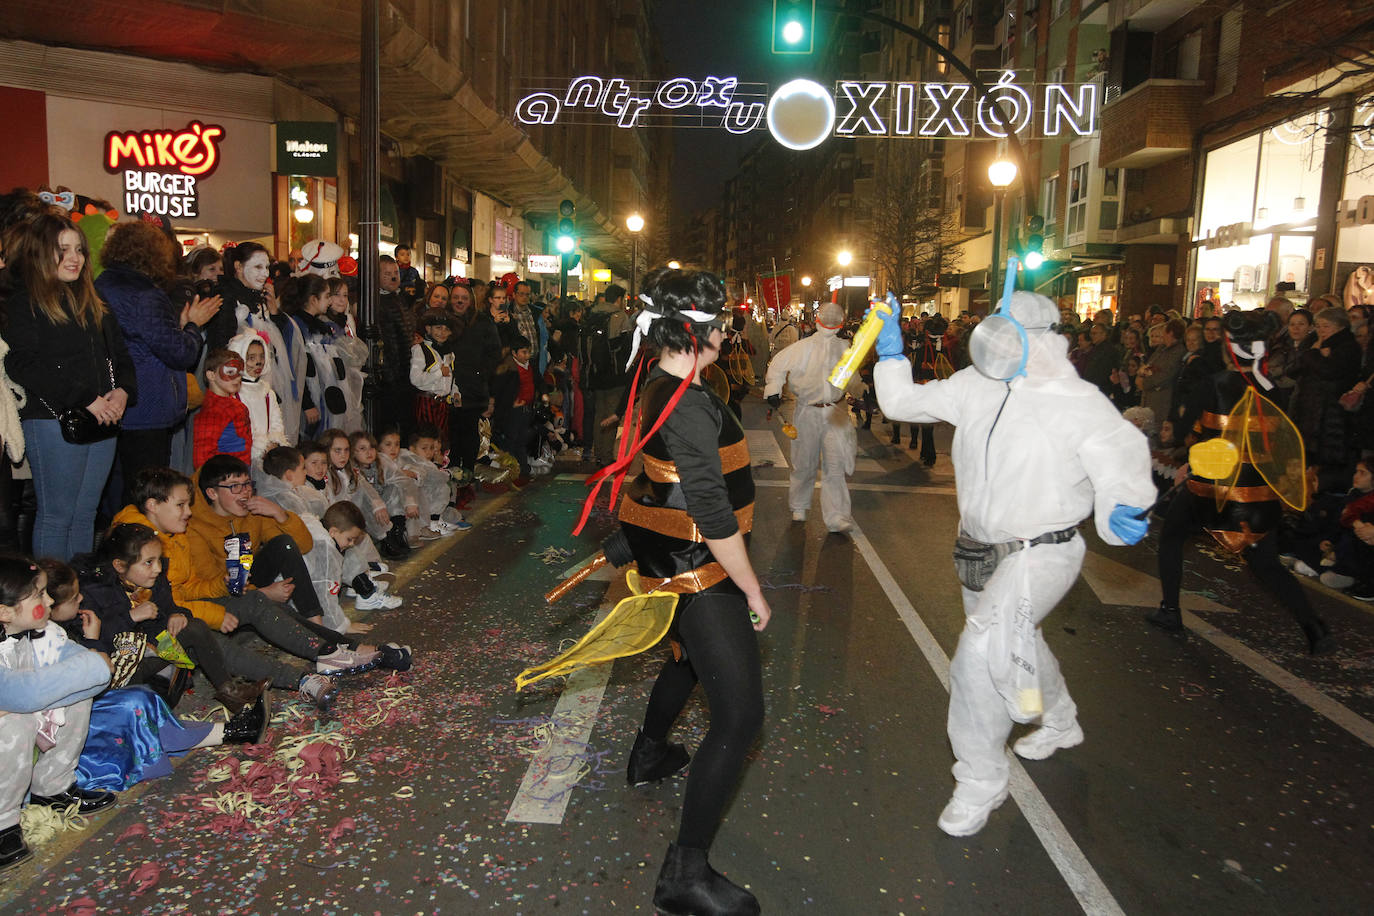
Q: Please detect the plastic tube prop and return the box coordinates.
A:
[827,292,896,390]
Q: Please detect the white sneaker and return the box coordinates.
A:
[355,591,403,611]
[937,789,1009,837]
[418,526,444,541]
[827,518,854,534]
[1320,571,1356,589]
[368,561,390,575]
[792,510,807,522]
[1012,722,1084,761]
[1292,559,1318,578]
[344,577,390,599]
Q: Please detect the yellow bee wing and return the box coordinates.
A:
[1240,387,1308,512]
[515,572,678,692]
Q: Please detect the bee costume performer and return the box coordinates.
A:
[524,268,771,916]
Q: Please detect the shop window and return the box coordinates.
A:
[1336,103,1374,289]
[1197,133,1260,241]
[1254,110,1326,231]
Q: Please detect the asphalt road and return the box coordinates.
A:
[2,396,1372,915]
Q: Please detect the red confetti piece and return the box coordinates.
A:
[327,816,356,846]
[126,862,160,896]
[115,822,149,843]
[65,896,99,916]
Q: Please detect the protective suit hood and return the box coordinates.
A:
[970,291,1067,382]
[814,303,845,337]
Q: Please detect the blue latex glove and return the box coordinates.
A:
[1108,504,1149,545]
[874,292,905,361]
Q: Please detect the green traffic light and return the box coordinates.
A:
[556,235,574,254]
[1024,251,1045,270]
[782,20,805,44]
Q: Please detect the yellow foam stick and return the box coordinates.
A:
[515,571,679,692]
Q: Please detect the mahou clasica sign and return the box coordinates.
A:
[103,121,227,219]
[513,72,1099,151]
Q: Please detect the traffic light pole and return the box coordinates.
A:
[559,255,569,306]
[359,0,380,429]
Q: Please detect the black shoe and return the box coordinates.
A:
[1347,582,1374,602]
[1146,602,1184,633]
[28,784,116,815]
[224,694,269,744]
[889,435,901,445]
[653,843,759,916]
[626,728,690,786]
[0,824,30,872]
[922,457,936,468]
[349,572,377,599]
[380,517,412,559]
[1303,619,1336,655]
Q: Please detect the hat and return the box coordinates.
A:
[298,239,344,277]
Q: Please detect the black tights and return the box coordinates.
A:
[1158,491,1321,631]
[641,590,763,850]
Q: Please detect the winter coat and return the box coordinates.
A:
[1290,327,1363,478]
[451,311,503,406]
[1139,340,1184,426]
[95,264,202,430]
[4,288,137,421]
[77,562,190,653]
[111,504,227,629]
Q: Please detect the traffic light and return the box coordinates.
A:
[772,0,815,54]
[556,198,576,254]
[1023,215,1045,270]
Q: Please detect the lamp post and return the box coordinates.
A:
[987,158,1018,308]
[626,213,644,302]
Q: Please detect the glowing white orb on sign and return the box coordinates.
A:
[767,79,835,151]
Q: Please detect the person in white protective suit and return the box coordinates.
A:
[872,290,1155,837]
[764,303,863,533]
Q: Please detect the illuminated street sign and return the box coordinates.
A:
[513,72,1098,145]
[104,120,226,219]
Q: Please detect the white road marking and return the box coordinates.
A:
[754,479,959,496]
[1080,550,1235,613]
[1078,549,1374,749]
[746,428,789,468]
[507,608,615,824]
[848,524,1127,916]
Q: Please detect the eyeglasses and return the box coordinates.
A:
[214,481,254,494]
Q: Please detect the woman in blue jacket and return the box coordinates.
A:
[96,222,220,504]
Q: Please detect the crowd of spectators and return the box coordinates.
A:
[0,188,609,871]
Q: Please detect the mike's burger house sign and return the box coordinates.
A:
[104,121,225,218]
[514,71,1099,150]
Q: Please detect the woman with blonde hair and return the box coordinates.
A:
[3,212,136,559]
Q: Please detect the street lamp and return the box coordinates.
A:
[667,260,681,270]
[987,158,1018,308]
[836,250,853,316]
[626,213,644,302]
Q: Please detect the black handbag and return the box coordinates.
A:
[39,349,121,445]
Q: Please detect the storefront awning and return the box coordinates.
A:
[0,1,638,270]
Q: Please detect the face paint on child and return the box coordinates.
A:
[1,571,52,634]
[305,451,329,480]
[352,438,377,467]
[244,341,266,381]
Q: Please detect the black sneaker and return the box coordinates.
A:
[1347,583,1374,602]
[1146,603,1184,633]
[376,643,413,672]
[27,784,117,815]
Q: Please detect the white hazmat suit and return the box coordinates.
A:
[764,304,861,533]
[874,291,1154,836]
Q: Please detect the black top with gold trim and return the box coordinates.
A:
[1181,369,1282,552]
[617,367,754,595]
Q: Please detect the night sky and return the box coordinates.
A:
[652,0,832,212]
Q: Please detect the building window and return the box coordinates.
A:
[1099,168,1121,231]
[954,2,971,44]
[936,23,951,74]
[1053,0,1070,19]
[1042,174,1059,235]
[1213,6,1244,98]
[1066,162,1088,240]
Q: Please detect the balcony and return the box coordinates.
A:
[1099,79,1205,169]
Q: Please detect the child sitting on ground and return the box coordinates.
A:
[228,332,291,468]
[0,556,114,872]
[320,429,408,560]
[259,447,398,611]
[387,426,470,536]
[305,500,398,631]
[40,558,262,791]
[193,349,252,467]
[351,431,421,549]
